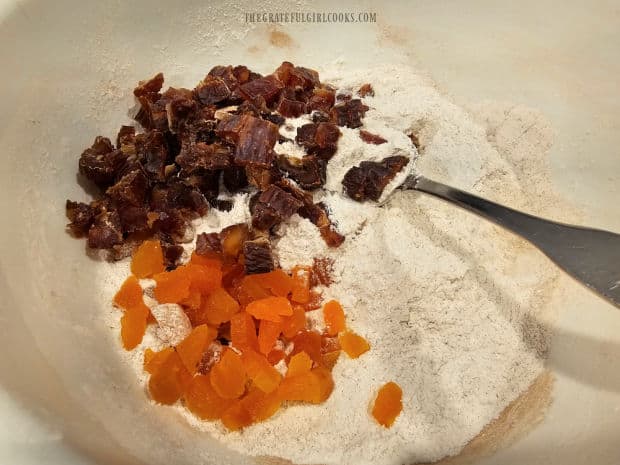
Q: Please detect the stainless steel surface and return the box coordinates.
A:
[401,175,620,309]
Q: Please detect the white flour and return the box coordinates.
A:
[103,63,564,465]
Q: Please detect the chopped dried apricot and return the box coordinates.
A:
[130,239,165,278]
[210,348,247,399]
[371,381,403,428]
[323,300,345,336]
[144,347,175,374]
[241,387,281,422]
[221,400,253,431]
[321,350,341,370]
[320,333,341,369]
[267,349,286,365]
[242,349,282,393]
[255,269,293,297]
[176,325,217,374]
[185,263,223,295]
[291,330,322,364]
[281,305,306,338]
[113,275,144,310]
[180,290,202,311]
[287,351,313,377]
[235,275,271,307]
[189,252,223,270]
[258,319,282,355]
[184,373,232,420]
[202,288,240,325]
[277,367,334,404]
[148,350,191,405]
[120,302,150,350]
[230,312,259,352]
[153,267,191,303]
[246,296,293,322]
[290,266,311,304]
[339,331,370,358]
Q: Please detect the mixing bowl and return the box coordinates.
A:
[1,1,619,464]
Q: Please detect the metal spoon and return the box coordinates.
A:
[395,175,620,309]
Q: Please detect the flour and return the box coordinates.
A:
[104,63,563,465]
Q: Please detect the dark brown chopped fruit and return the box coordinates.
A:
[357,83,374,98]
[216,114,279,166]
[258,185,303,219]
[78,137,126,188]
[67,63,363,259]
[176,142,232,173]
[312,257,334,287]
[195,75,231,106]
[66,200,96,236]
[295,123,341,160]
[135,131,168,182]
[307,88,336,114]
[408,133,421,151]
[223,166,248,192]
[133,73,164,100]
[359,130,387,145]
[276,98,306,118]
[330,99,369,129]
[342,156,409,202]
[238,75,284,107]
[243,237,275,274]
[88,208,123,249]
[276,155,326,190]
[196,232,222,255]
[245,164,281,190]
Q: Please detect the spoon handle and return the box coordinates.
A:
[403,175,620,309]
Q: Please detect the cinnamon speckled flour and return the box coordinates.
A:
[104,62,565,465]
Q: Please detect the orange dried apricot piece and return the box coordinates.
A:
[236,275,271,307]
[185,264,223,295]
[210,348,247,399]
[113,275,144,310]
[201,287,240,325]
[339,331,370,359]
[148,350,191,405]
[258,319,282,355]
[221,400,253,431]
[323,300,345,336]
[184,374,232,420]
[153,267,191,303]
[176,325,218,374]
[286,351,313,378]
[321,350,341,370]
[180,290,202,311]
[277,367,334,404]
[255,269,293,297]
[230,312,259,352]
[130,239,165,279]
[246,296,293,322]
[371,381,403,428]
[241,387,282,422]
[320,334,341,370]
[189,252,223,270]
[144,347,175,374]
[281,305,306,338]
[120,302,150,350]
[291,330,322,364]
[290,266,311,304]
[241,350,282,393]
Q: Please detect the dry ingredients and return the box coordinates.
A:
[89,62,561,465]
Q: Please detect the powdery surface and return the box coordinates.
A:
[102,63,564,465]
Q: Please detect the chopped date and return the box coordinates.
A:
[106,169,149,207]
[216,114,279,166]
[78,136,126,189]
[238,75,284,106]
[195,232,222,255]
[330,99,369,129]
[251,202,281,231]
[88,209,123,249]
[275,61,320,90]
[245,164,281,190]
[223,166,248,192]
[258,185,303,219]
[276,155,326,190]
[243,237,275,274]
[208,65,238,89]
[307,88,336,114]
[359,130,387,145]
[194,75,231,106]
[276,98,306,118]
[342,155,410,202]
[133,73,164,100]
[295,122,340,160]
[135,130,168,182]
[65,200,96,237]
[176,142,232,173]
